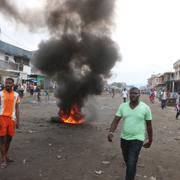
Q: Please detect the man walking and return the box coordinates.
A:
[161,89,167,109]
[107,87,153,180]
[122,88,128,102]
[0,78,20,168]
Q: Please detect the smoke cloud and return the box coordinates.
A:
[0,0,120,112]
[0,0,45,30]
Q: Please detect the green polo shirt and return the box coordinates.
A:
[116,101,152,141]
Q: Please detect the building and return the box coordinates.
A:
[0,40,32,83]
[173,59,180,93]
[163,71,175,92]
[147,72,175,92]
[147,74,162,89]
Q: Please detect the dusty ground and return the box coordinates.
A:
[0,93,180,180]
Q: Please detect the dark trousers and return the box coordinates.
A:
[176,111,180,119]
[121,138,143,180]
[123,98,127,102]
[161,99,167,109]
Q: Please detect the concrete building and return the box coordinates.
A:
[0,40,32,83]
[147,74,162,89]
[147,72,175,92]
[163,72,175,92]
[173,59,180,93]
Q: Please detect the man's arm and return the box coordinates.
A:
[107,116,121,142]
[143,120,153,148]
[15,103,20,129]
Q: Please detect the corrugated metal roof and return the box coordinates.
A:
[0,40,33,59]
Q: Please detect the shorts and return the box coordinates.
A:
[0,116,16,137]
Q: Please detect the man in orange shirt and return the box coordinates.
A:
[0,78,20,168]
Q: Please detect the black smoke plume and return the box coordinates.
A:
[0,0,120,113]
[0,0,44,30]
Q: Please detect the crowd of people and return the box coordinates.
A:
[104,87,129,101]
[148,88,180,120]
[0,81,42,101]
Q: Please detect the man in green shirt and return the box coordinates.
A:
[108,87,153,180]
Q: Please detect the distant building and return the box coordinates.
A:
[111,82,126,89]
[147,74,161,89]
[163,71,175,92]
[0,40,32,83]
[147,71,175,92]
[147,59,180,93]
[173,59,180,92]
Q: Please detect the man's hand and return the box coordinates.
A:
[145,121,153,148]
[107,133,114,142]
[108,116,121,142]
[143,140,152,148]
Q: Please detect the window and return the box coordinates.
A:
[5,56,9,61]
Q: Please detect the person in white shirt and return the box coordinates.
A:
[161,90,167,109]
[122,88,128,102]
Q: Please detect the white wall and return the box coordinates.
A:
[0,51,15,63]
[23,65,31,74]
[0,52,4,60]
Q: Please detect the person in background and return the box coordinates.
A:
[149,89,155,103]
[13,83,18,92]
[29,83,34,96]
[175,94,180,119]
[22,83,27,97]
[18,84,24,98]
[0,83,4,91]
[44,90,49,102]
[157,89,162,102]
[35,85,41,102]
[111,88,115,98]
[0,78,20,169]
[122,88,128,102]
[107,87,153,180]
[161,89,167,109]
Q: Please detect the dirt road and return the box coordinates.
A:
[0,94,180,180]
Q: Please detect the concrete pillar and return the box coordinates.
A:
[172,81,175,93]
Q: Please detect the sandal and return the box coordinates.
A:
[0,161,7,169]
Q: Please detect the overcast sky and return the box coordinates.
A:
[0,0,180,86]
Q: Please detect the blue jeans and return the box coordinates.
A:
[121,138,143,180]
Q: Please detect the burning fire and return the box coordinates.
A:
[59,104,85,124]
